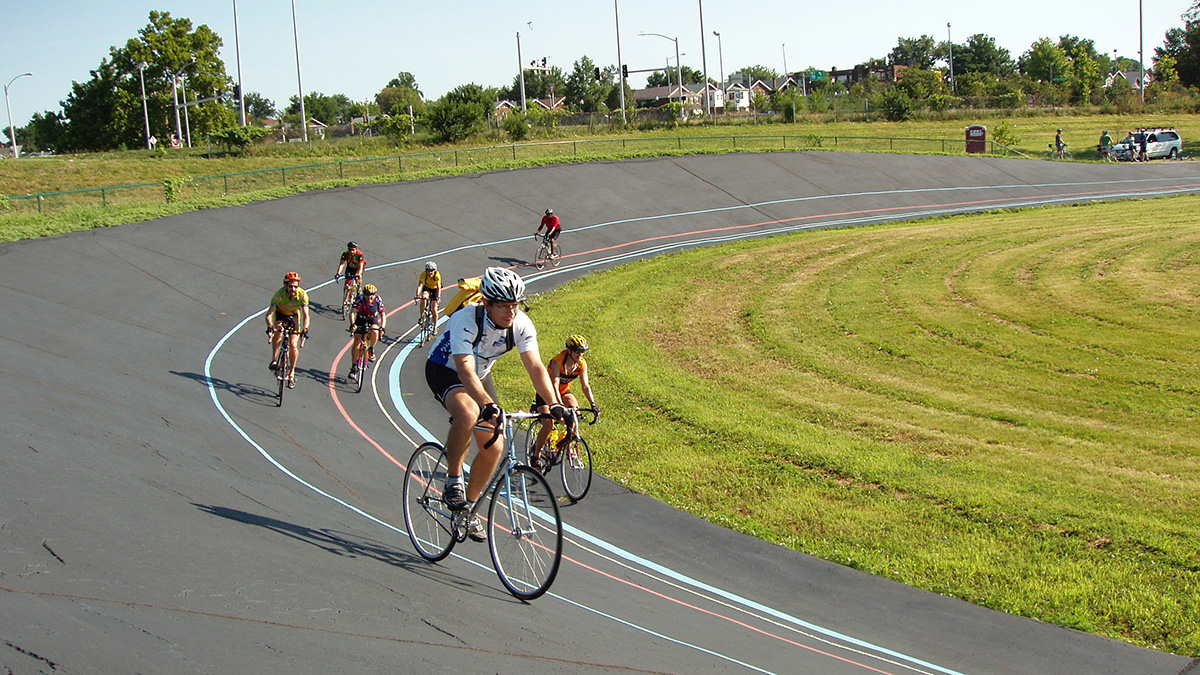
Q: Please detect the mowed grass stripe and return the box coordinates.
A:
[497,196,1200,653]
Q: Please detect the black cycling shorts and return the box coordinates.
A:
[426,360,463,405]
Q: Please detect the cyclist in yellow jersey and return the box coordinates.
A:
[414,261,442,327]
[531,334,599,468]
[266,271,311,388]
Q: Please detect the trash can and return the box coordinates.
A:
[966,125,987,154]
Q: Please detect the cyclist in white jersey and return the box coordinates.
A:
[425,267,562,541]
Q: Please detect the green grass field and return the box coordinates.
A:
[497,197,1200,655]
[2,112,1197,243]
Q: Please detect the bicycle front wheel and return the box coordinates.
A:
[354,347,365,393]
[561,436,593,501]
[403,443,456,562]
[551,240,563,267]
[488,466,562,600]
[275,345,288,406]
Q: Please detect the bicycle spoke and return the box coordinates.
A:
[404,443,456,561]
[488,466,562,600]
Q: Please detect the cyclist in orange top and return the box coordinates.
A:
[414,261,442,326]
[266,271,311,389]
[530,334,599,468]
[335,241,366,298]
[534,208,561,260]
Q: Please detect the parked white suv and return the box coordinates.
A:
[1112,128,1183,161]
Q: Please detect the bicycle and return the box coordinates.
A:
[524,406,599,501]
[269,323,305,406]
[339,275,361,330]
[533,233,562,271]
[403,408,563,600]
[415,295,437,346]
[349,324,382,393]
[1045,143,1072,160]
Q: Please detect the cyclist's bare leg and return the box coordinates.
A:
[286,332,301,380]
[270,322,285,363]
[534,405,553,457]
[443,389,503,503]
[368,325,380,351]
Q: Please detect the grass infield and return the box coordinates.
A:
[497,196,1200,655]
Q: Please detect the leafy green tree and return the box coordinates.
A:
[376,85,424,116]
[426,83,493,142]
[210,125,269,154]
[45,11,231,152]
[1018,38,1070,83]
[386,72,423,97]
[563,56,613,112]
[879,86,915,121]
[1156,20,1200,86]
[647,65,704,87]
[951,34,1016,77]
[890,35,939,69]
[285,92,353,125]
[895,68,945,99]
[242,91,276,121]
[733,65,779,85]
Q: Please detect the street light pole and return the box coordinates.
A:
[947,23,955,94]
[614,0,626,123]
[137,63,151,149]
[517,31,528,111]
[697,0,711,119]
[713,31,724,115]
[291,0,307,141]
[782,44,788,80]
[4,72,33,160]
[640,33,681,115]
[233,0,246,126]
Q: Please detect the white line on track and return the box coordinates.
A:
[206,173,1200,675]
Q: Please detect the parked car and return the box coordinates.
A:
[1111,128,1183,161]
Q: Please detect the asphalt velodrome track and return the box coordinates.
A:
[2,152,1198,674]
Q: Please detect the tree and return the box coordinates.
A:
[733,65,779,85]
[210,125,269,154]
[426,83,493,142]
[894,68,945,100]
[890,35,939,69]
[285,92,353,125]
[386,71,423,97]
[647,65,704,87]
[563,56,612,112]
[242,91,276,121]
[45,11,231,152]
[376,86,424,116]
[951,34,1016,77]
[505,66,567,102]
[1156,21,1200,86]
[1018,38,1070,83]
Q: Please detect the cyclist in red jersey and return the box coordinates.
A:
[534,208,561,260]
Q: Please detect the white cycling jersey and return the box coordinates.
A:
[427,306,538,379]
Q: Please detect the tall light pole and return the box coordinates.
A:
[137,63,151,149]
[697,0,711,119]
[614,0,626,123]
[713,30,724,114]
[4,72,32,160]
[1139,0,1145,104]
[946,23,955,94]
[291,0,307,141]
[640,32,681,114]
[233,0,246,126]
[516,31,528,111]
[782,44,788,80]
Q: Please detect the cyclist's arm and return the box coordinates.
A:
[266,305,278,329]
[300,304,311,334]
[578,366,596,408]
[335,259,346,277]
[521,350,559,410]
[376,301,386,330]
[452,353,495,411]
[546,359,565,406]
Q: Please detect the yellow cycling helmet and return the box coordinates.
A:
[565,334,589,353]
[363,283,378,294]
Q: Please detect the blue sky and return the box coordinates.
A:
[1,1,1191,134]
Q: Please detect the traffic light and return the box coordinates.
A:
[541,57,547,68]
[594,66,601,81]
[233,84,241,102]
[621,64,628,79]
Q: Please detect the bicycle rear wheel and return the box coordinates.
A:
[488,466,562,600]
[403,443,456,562]
[534,240,549,270]
[560,436,593,501]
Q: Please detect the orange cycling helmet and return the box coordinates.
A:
[284,271,301,283]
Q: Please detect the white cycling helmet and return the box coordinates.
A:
[480,266,526,303]
[425,261,437,271]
